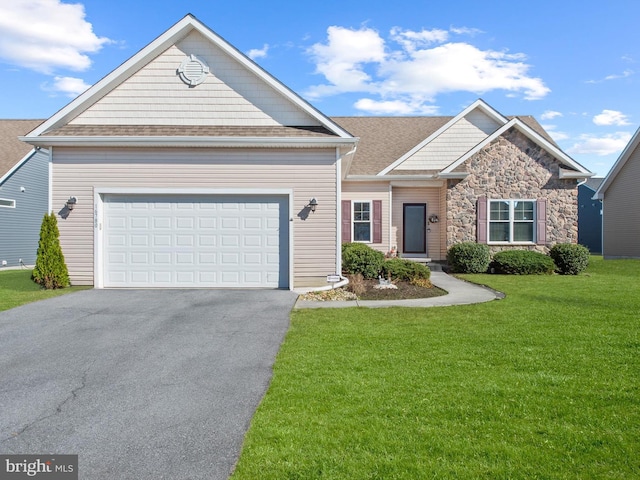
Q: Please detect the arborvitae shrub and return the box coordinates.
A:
[549,243,590,275]
[491,250,555,275]
[341,242,385,279]
[32,213,70,289]
[447,242,491,273]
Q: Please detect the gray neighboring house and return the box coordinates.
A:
[578,177,603,254]
[0,119,48,268]
[594,126,640,259]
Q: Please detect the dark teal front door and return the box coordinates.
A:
[403,203,426,254]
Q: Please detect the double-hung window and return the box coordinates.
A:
[489,200,535,243]
[353,201,372,242]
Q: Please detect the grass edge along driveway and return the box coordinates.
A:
[232,257,639,479]
[0,269,90,312]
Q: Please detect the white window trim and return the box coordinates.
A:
[352,200,373,243]
[0,198,16,208]
[488,199,536,245]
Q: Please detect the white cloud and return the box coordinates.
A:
[449,26,484,36]
[354,98,440,115]
[541,110,563,120]
[307,26,386,96]
[586,69,633,84]
[0,0,111,74]
[567,132,633,156]
[44,76,91,97]
[305,25,549,112]
[541,125,569,141]
[593,110,631,126]
[247,44,269,60]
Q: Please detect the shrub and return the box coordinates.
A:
[447,242,491,273]
[549,243,590,275]
[342,243,385,279]
[491,250,555,275]
[32,213,70,289]
[381,258,431,281]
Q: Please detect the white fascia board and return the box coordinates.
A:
[559,168,593,179]
[20,136,357,149]
[346,174,438,181]
[26,15,353,141]
[441,118,593,175]
[377,99,509,176]
[594,125,640,200]
[437,172,469,179]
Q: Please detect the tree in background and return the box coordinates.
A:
[32,213,70,289]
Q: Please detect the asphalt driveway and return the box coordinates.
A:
[0,289,296,479]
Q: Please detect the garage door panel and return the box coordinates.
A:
[103,194,288,288]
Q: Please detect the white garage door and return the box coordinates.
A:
[103,194,289,288]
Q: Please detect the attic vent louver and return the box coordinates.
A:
[177,54,209,86]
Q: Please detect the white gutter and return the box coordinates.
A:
[19,136,358,149]
[559,168,593,179]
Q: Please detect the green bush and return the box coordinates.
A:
[32,213,70,289]
[491,250,555,275]
[381,258,431,281]
[342,243,385,279]
[549,243,590,275]
[447,242,491,273]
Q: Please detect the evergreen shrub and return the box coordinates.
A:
[447,242,491,273]
[491,250,555,275]
[32,213,70,289]
[342,243,385,279]
[549,243,590,275]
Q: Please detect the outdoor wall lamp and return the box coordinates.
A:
[66,197,77,211]
[428,214,439,224]
[307,197,318,213]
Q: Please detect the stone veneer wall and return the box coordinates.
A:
[446,129,578,253]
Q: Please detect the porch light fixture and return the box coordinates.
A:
[428,214,439,224]
[307,197,318,213]
[66,196,77,211]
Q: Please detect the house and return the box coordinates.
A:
[594,126,640,259]
[21,15,592,289]
[577,177,603,254]
[335,100,592,262]
[0,120,48,268]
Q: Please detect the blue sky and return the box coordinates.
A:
[0,0,638,177]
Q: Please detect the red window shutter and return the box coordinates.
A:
[372,200,382,243]
[477,196,488,244]
[341,200,351,243]
[536,198,547,245]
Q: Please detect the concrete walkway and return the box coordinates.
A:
[294,271,503,309]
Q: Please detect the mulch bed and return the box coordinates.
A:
[356,279,447,300]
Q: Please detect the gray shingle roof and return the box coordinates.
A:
[43,124,337,138]
[332,115,560,175]
[0,120,45,178]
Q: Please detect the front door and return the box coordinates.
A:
[403,203,427,254]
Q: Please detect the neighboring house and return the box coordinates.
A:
[0,119,48,268]
[21,15,592,289]
[594,126,640,259]
[577,177,603,254]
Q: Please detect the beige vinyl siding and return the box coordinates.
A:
[391,187,444,260]
[603,144,640,258]
[341,182,390,254]
[394,109,500,171]
[71,31,318,127]
[52,147,337,287]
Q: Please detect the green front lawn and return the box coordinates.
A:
[232,257,640,479]
[0,269,90,312]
